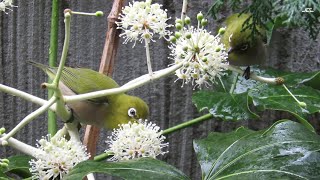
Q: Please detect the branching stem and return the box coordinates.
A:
[0,97,57,145]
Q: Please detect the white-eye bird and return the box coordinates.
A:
[221,13,267,79]
[29,61,149,129]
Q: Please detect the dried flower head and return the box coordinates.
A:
[106,120,168,161]
[170,14,228,89]
[29,135,90,180]
[116,0,171,46]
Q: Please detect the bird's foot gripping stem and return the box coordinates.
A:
[65,108,75,123]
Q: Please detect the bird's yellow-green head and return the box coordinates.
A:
[221,13,267,66]
[104,94,149,129]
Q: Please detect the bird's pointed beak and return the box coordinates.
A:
[227,47,233,54]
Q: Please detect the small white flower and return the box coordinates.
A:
[170,18,228,89]
[0,0,17,14]
[106,120,168,161]
[29,135,90,180]
[116,0,171,46]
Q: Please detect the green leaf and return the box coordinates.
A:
[65,158,189,180]
[196,68,320,123]
[5,155,32,178]
[248,84,320,132]
[301,71,320,90]
[249,84,320,115]
[194,121,320,180]
[192,91,259,121]
[0,169,10,180]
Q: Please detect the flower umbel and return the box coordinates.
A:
[29,135,90,180]
[170,14,228,89]
[0,0,17,14]
[106,120,168,161]
[116,0,171,46]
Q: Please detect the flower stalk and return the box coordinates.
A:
[145,38,153,76]
[4,135,42,157]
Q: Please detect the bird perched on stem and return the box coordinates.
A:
[29,61,149,129]
[221,13,267,79]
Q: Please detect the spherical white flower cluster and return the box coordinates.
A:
[0,0,16,14]
[29,135,90,180]
[106,120,168,161]
[170,16,228,89]
[116,0,171,46]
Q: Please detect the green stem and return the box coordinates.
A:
[50,12,73,123]
[48,0,59,136]
[162,113,213,135]
[94,151,114,161]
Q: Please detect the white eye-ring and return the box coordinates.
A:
[240,44,248,51]
[228,33,233,43]
[128,108,137,118]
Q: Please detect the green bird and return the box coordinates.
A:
[29,61,149,129]
[221,13,267,79]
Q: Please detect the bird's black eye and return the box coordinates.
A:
[240,44,248,51]
[128,108,137,118]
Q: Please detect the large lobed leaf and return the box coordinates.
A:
[194,121,320,180]
[192,69,320,124]
[65,158,190,180]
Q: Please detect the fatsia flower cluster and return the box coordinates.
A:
[106,120,168,161]
[170,13,229,89]
[116,0,171,46]
[29,136,90,180]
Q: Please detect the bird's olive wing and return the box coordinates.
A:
[60,67,119,103]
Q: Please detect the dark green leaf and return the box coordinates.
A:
[5,155,32,178]
[65,158,189,180]
[0,169,10,179]
[249,84,320,115]
[194,121,320,180]
[192,91,259,121]
[248,84,320,132]
[301,71,320,90]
